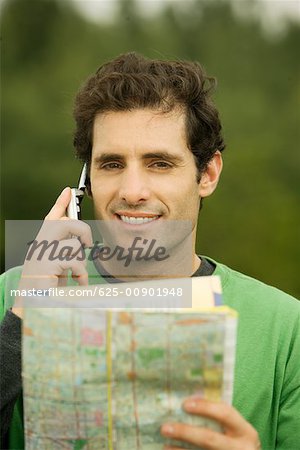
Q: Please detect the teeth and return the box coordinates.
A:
[120,215,158,224]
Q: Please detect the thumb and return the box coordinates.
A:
[45,187,72,220]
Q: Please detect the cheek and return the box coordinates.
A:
[159,178,199,202]
[92,182,120,218]
[180,179,200,199]
[91,178,112,200]
[181,186,201,215]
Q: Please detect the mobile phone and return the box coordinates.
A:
[67,163,87,219]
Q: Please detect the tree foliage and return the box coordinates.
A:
[1,0,299,297]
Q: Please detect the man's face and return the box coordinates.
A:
[90,108,202,247]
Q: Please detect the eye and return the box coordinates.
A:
[150,161,173,169]
[101,162,123,170]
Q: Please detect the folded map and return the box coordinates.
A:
[22,276,237,450]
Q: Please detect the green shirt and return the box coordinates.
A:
[1,258,300,449]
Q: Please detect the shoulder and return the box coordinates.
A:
[0,266,23,289]
[209,260,300,447]
[210,257,299,310]
[206,257,300,338]
[0,266,23,320]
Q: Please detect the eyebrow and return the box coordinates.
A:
[93,151,184,165]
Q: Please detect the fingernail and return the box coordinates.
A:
[61,187,70,196]
[161,424,174,436]
[184,400,197,411]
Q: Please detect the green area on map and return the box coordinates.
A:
[23,308,234,450]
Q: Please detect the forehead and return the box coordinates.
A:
[92,108,189,156]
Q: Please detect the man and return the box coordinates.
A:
[1,52,299,449]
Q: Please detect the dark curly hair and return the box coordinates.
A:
[73,52,225,181]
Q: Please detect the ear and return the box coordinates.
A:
[86,186,93,198]
[198,151,223,198]
[85,173,93,198]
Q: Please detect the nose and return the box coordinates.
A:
[118,166,151,205]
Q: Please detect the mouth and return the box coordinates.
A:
[115,213,161,225]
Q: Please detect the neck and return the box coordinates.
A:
[97,242,199,282]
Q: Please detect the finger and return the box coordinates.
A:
[58,259,89,286]
[57,238,87,259]
[164,447,189,450]
[35,221,93,248]
[164,447,186,450]
[164,447,188,450]
[51,238,85,258]
[161,422,233,450]
[71,265,89,286]
[45,187,71,220]
[62,221,93,247]
[23,239,87,280]
[57,269,69,287]
[72,270,89,286]
[26,238,87,266]
[182,399,254,436]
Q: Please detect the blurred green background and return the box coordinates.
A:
[1,0,299,297]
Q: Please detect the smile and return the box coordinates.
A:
[119,215,160,225]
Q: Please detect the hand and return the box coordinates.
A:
[12,187,93,318]
[161,397,261,450]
